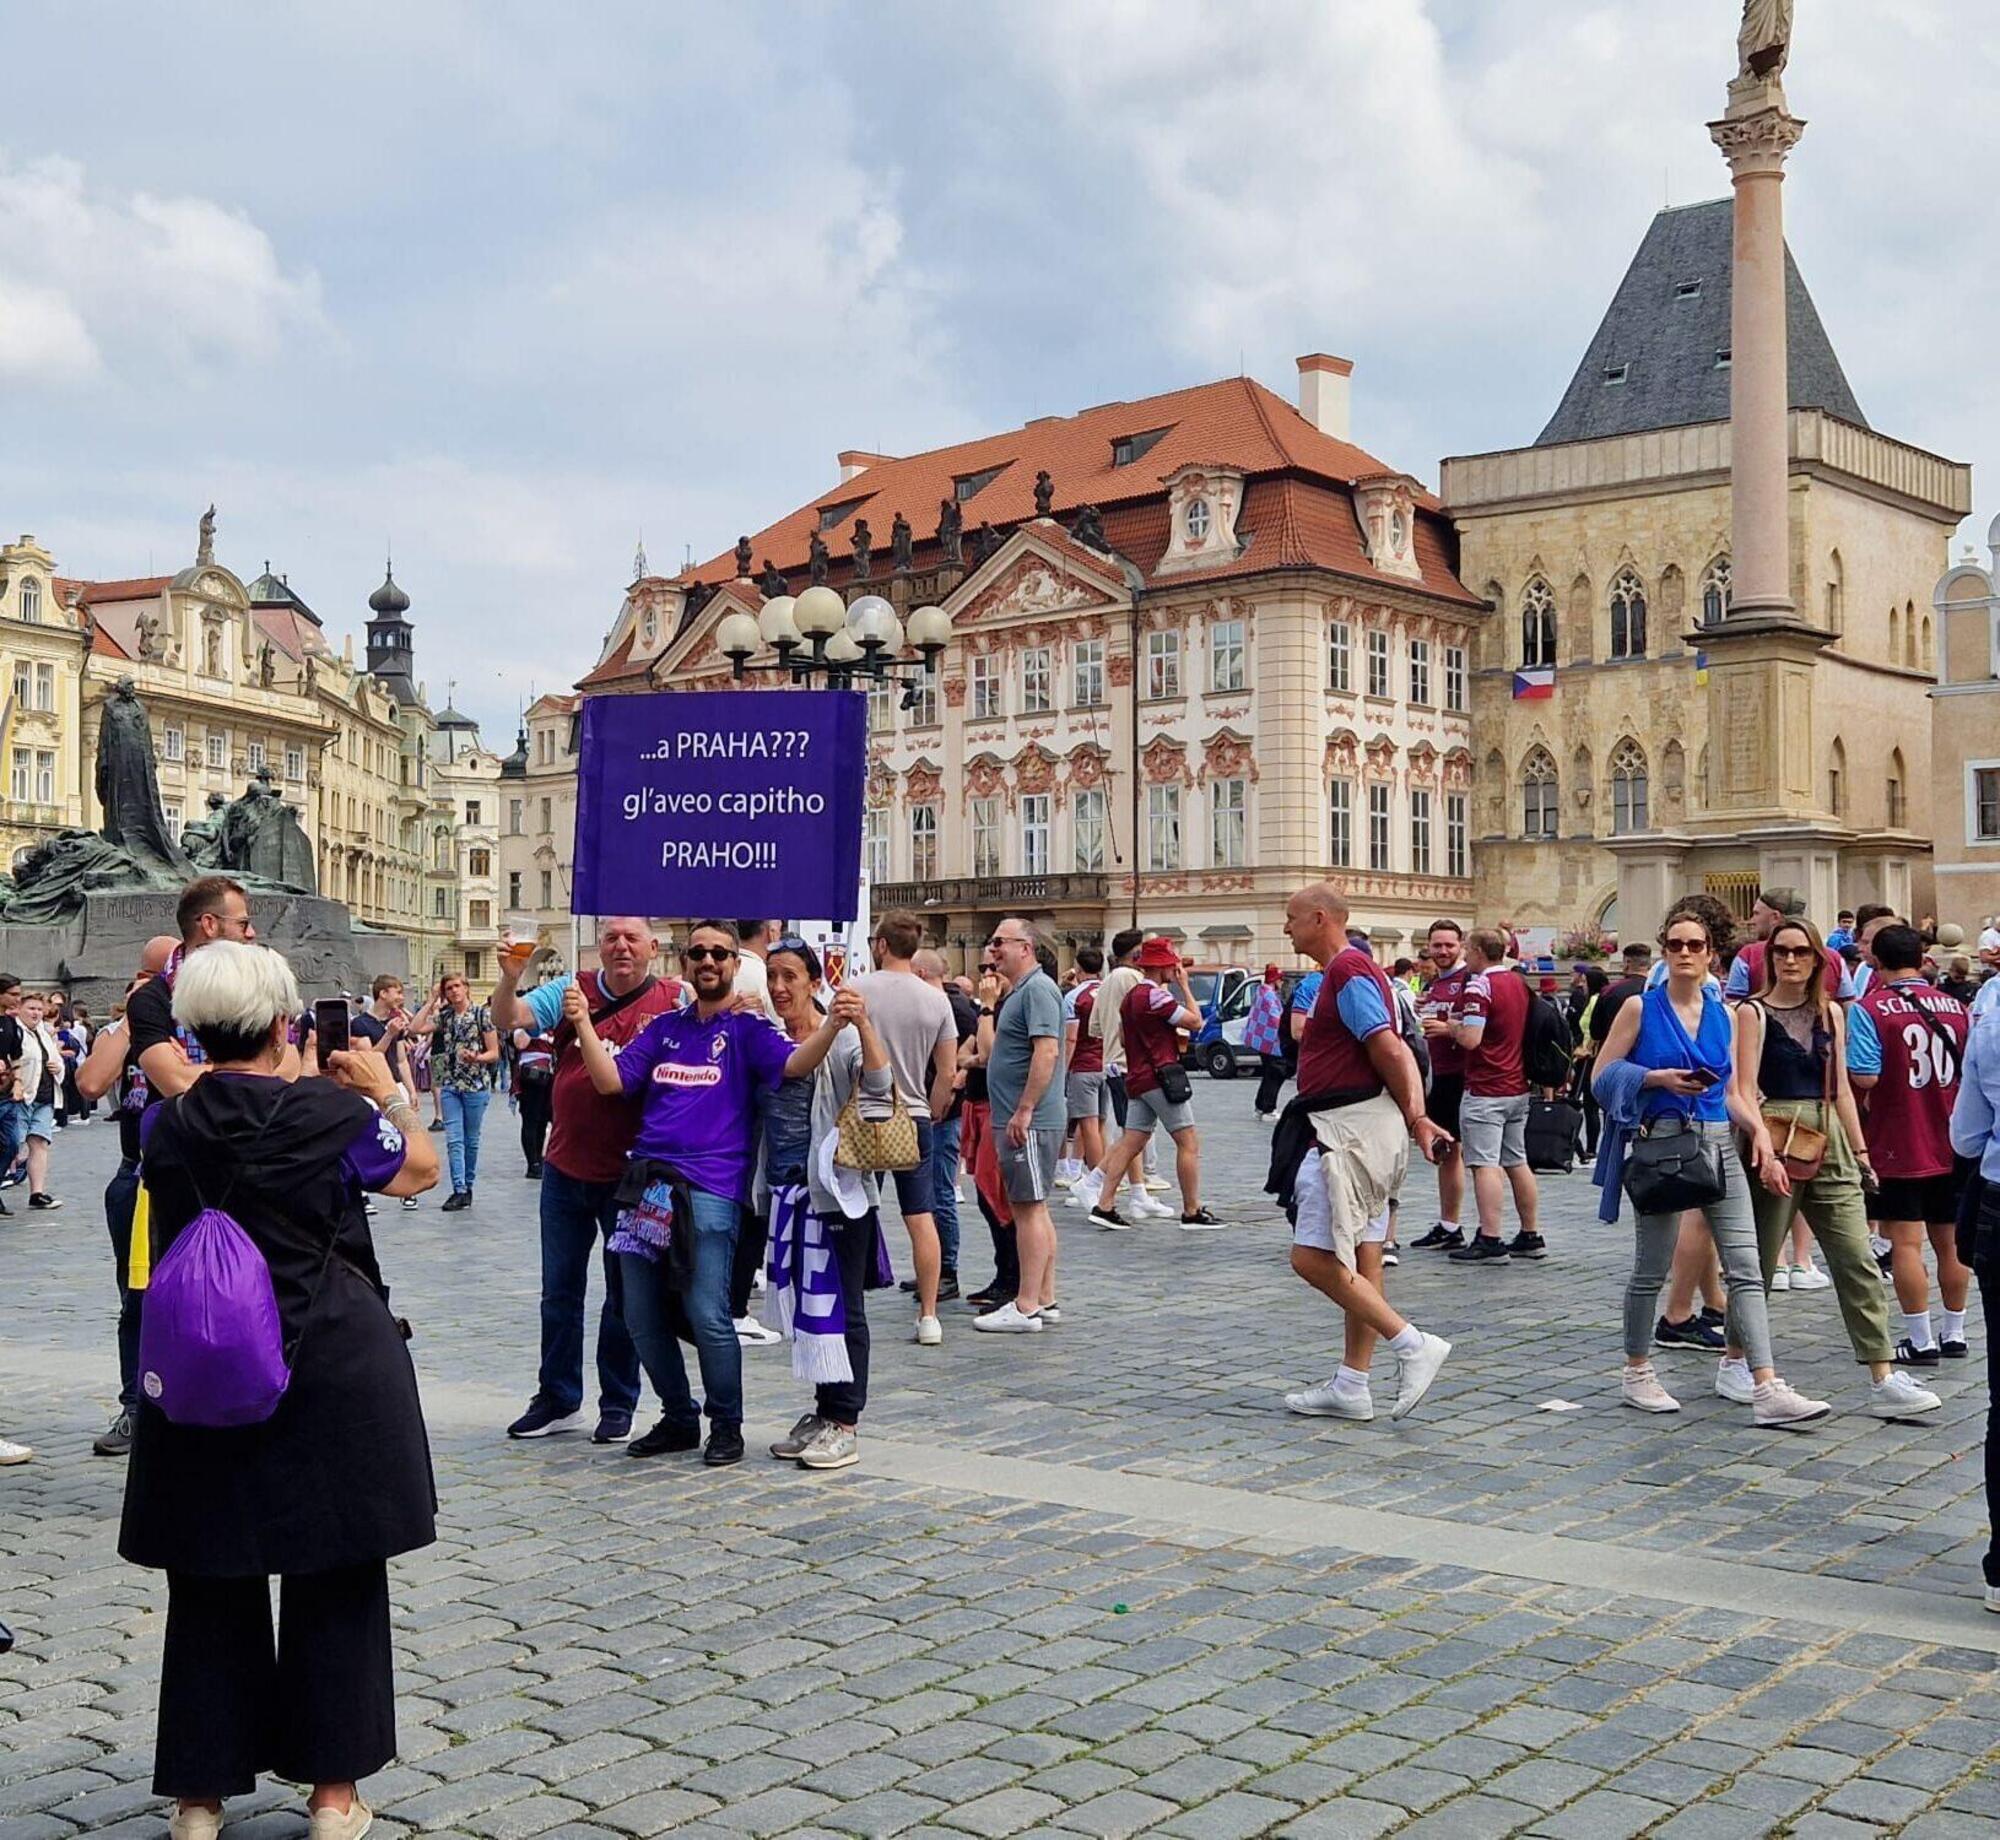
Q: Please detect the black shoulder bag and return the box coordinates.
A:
[1622,1000,1727,1214]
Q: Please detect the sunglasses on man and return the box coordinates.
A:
[683,944,737,963]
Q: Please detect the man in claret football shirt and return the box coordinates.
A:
[1409,920,1472,1251]
[1847,924,1975,1365]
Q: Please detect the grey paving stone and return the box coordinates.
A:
[1155,1791,1302,1839]
[1055,1790,1182,1840]
[934,1787,1067,1836]
[1526,1789,1674,1840]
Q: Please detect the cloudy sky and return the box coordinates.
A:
[3,0,1991,740]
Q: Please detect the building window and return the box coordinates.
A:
[1111,428,1167,468]
[910,804,940,880]
[1329,779,1353,868]
[1146,783,1181,870]
[1021,646,1053,714]
[1973,767,2000,842]
[1609,567,1648,659]
[1185,498,1212,543]
[508,798,523,835]
[466,799,481,826]
[539,869,553,907]
[908,675,938,726]
[1072,638,1105,708]
[433,887,449,918]
[1328,621,1352,693]
[953,466,1003,502]
[468,847,492,877]
[435,831,451,870]
[507,871,523,906]
[1444,645,1467,713]
[247,740,267,773]
[207,732,226,769]
[971,653,1002,719]
[1020,794,1051,875]
[1522,747,1559,838]
[1210,619,1245,693]
[8,748,27,803]
[864,805,889,886]
[10,663,26,707]
[163,801,182,841]
[468,899,492,931]
[1365,629,1390,699]
[164,724,185,763]
[19,579,40,622]
[285,745,304,781]
[1408,639,1431,707]
[1367,783,1391,870]
[1446,792,1468,877]
[1144,629,1181,700]
[1887,751,1908,829]
[465,950,484,981]
[1610,739,1649,834]
[33,663,54,711]
[1410,788,1431,873]
[1073,788,1107,871]
[1702,556,1732,626]
[539,797,553,832]
[1521,577,1557,666]
[971,796,1002,877]
[1210,777,1246,867]
[866,677,893,733]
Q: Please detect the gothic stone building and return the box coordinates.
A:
[581,361,1482,967]
[1444,200,1969,937]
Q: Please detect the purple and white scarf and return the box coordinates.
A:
[764,1183,852,1385]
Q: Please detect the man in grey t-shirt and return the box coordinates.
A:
[975,916,1065,1335]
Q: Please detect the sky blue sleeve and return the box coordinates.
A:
[1334,973,1392,1041]
[1845,1003,1881,1075]
[1835,961,1859,1001]
[1723,957,1749,999]
[1291,972,1323,1014]
[1950,1026,1997,1161]
[523,974,572,1034]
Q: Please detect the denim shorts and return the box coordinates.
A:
[886,1118,937,1217]
[24,1101,56,1142]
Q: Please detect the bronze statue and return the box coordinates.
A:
[936,497,963,565]
[95,678,190,876]
[219,766,316,891]
[1737,0,1793,80]
[734,534,754,577]
[808,530,830,585]
[181,791,230,868]
[1070,504,1106,551]
[971,522,1002,564]
[197,504,217,567]
[1033,470,1054,516]
[851,518,873,581]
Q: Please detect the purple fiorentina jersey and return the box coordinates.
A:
[343,1106,411,1191]
[613,1006,795,1201]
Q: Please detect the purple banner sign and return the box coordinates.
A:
[572,689,866,921]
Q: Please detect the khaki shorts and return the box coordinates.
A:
[1290,1092,1410,1268]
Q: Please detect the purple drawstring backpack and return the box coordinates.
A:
[136,1096,326,1428]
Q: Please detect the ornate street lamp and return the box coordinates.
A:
[717,583,949,704]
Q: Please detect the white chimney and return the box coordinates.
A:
[837,449,893,483]
[1296,353,1354,441]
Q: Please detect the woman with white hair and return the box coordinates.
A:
[118,941,439,1840]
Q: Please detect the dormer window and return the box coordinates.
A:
[1111,427,1168,468]
[1675,279,1703,301]
[1352,473,1423,583]
[1603,363,1629,385]
[953,466,1004,502]
[1714,348,1733,370]
[1185,499,1212,542]
[1154,463,1244,576]
[817,496,869,531]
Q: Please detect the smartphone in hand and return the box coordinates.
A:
[313,998,352,1059]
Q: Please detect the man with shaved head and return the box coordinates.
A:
[73,934,179,1455]
[496,915,680,1443]
[1274,881,1454,1423]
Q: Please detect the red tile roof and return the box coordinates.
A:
[67,576,170,605]
[90,625,132,660]
[251,605,328,663]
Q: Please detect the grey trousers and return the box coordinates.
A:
[1623,1120,1774,1371]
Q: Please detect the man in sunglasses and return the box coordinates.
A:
[495,915,680,1444]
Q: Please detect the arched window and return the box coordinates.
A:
[1887,748,1907,828]
[1520,577,1556,668]
[19,579,40,623]
[1827,737,1846,817]
[1609,568,1648,659]
[1521,746,1559,839]
[1610,738,1649,834]
[1824,550,1844,637]
[1922,614,1935,674]
[1889,606,1901,664]
[1905,602,1918,668]
[1701,556,1731,626]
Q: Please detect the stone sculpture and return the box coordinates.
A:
[808,531,830,585]
[891,511,914,573]
[1033,471,1055,516]
[96,678,191,876]
[936,497,963,565]
[851,518,873,581]
[197,504,217,567]
[734,534,754,577]
[1738,0,1793,80]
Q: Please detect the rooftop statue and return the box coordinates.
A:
[1738,0,1792,81]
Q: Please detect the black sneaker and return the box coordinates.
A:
[936,1273,960,1302]
[1447,1235,1511,1265]
[524,1163,543,1179]
[629,1417,702,1458]
[1941,1339,1969,1360]
[1894,1338,1942,1367]
[1655,1313,1725,1351]
[92,1411,134,1457]
[1089,1205,1132,1231]
[592,1411,635,1445]
[1699,1305,1726,1328]
[441,1191,471,1213]
[27,1193,61,1211]
[1180,1207,1224,1230]
[507,1398,585,1438]
[1506,1231,1548,1261]
[1412,1225,1464,1251]
[965,1287,1003,1310]
[1876,1248,1895,1280]
[899,1277,920,1292]
[703,1423,746,1467]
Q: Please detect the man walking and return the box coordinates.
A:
[1448,927,1544,1264]
[1276,881,1453,1421]
[974,918,1065,1333]
[495,915,677,1443]
[848,911,958,1346]
[1411,920,1471,1250]
[1077,928,1170,1219]
[1062,945,1109,1180]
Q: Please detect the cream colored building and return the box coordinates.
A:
[431,706,503,985]
[498,693,580,955]
[1930,517,2000,930]
[582,364,1481,967]
[1443,201,1970,938]
[1,535,88,865]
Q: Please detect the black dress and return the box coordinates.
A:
[120,1073,436,1579]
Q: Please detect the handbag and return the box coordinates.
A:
[1526,1097,1585,1173]
[836,1087,921,1172]
[1624,1113,1727,1214]
[1756,1002,1832,1186]
[1156,1061,1194,1107]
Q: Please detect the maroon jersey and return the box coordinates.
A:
[1067,981,1104,1074]
[546,970,684,1184]
[1418,962,1470,1078]
[1120,980,1186,1097]
[1297,948,1397,1099]
[1855,979,1969,1179]
[1456,967,1529,1098]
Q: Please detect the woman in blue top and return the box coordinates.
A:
[1596,901,1828,1426]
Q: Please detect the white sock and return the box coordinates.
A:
[1388,1325,1424,1357]
[1719,1355,1749,1374]
[1904,1312,1937,1350]
[1943,1309,1967,1343]
[1438,1219,1461,1234]
[1334,1364,1371,1395]
[1870,1233,1891,1257]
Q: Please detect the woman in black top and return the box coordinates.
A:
[122,941,439,1840]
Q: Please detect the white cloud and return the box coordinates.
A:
[0,154,324,385]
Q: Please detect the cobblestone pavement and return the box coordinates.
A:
[5,1083,1999,1838]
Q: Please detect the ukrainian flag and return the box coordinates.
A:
[1694,651,1710,687]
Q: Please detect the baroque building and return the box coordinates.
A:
[1,534,88,864]
[1930,517,2000,928]
[1445,200,1971,936]
[498,692,580,954]
[582,362,1481,965]
[430,702,503,986]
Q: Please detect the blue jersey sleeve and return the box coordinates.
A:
[1845,1003,1882,1076]
[1291,971,1323,1015]
[523,974,573,1034]
[1722,957,1749,998]
[1334,971,1393,1042]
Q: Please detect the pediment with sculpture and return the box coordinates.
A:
[943,526,1130,630]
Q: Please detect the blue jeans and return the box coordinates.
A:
[930,1115,962,1273]
[440,1086,490,1192]
[536,1165,642,1417]
[619,1187,742,1430]
[0,1098,26,1179]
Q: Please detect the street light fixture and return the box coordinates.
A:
[717,580,949,703]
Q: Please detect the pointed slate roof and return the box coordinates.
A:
[1535,199,1866,447]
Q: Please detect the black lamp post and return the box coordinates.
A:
[714,587,950,705]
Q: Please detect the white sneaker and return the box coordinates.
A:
[1714,1357,1756,1405]
[1789,1262,1832,1292]
[1055,1159,1083,1186]
[1131,1193,1177,1219]
[1285,1380,1373,1420]
[1621,1362,1681,1413]
[0,1436,31,1465]
[308,1798,374,1840]
[1039,1304,1062,1325]
[1769,1266,1790,1292]
[915,1315,943,1347]
[1753,1376,1831,1429]
[1390,1333,1452,1420]
[734,1315,782,1347]
[972,1301,1044,1334]
[169,1807,224,1840]
[1868,1371,1941,1417]
[1143,1174,1173,1192]
[1066,1177,1103,1209]
[1985,1584,2000,1616]
[752,1269,768,1296]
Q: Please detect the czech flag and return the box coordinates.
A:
[1512,667,1555,700]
